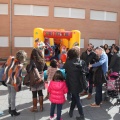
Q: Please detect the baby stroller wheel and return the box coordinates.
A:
[104,96,109,101]
[117,99,120,104]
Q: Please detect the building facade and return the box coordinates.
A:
[0,0,120,58]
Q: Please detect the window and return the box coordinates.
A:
[54,7,85,19]
[14,5,31,15]
[80,39,84,48]
[0,37,9,47]
[54,7,69,18]
[106,12,117,21]
[14,37,33,47]
[14,4,49,16]
[89,39,103,48]
[90,10,117,22]
[104,40,115,46]
[71,8,85,19]
[89,39,115,48]
[90,10,104,21]
[0,4,8,15]
[33,6,49,16]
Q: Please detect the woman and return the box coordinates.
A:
[4,50,27,116]
[64,47,86,120]
[27,48,45,112]
[103,44,108,51]
[105,48,112,66]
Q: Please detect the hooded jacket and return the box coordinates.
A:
[48,80,68,104]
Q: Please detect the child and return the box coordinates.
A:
[45,59,58,99]
[48,70,68,120]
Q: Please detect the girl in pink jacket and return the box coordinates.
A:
[48,70,68,120]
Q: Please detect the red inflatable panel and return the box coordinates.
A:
[43,30,72,39]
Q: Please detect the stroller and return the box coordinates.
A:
[104,72,120,103]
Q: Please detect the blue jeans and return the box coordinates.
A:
[95,84,102,105]
[50,103,62,120]
[70,93,84,116]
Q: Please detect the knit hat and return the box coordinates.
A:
[16,50,27,63]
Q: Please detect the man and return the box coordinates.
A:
[80,43,96,99]
[109,46,120,73]
[89,47,108,107]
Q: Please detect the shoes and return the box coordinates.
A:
[11,109,20,117]
[69,110,73,118]
[30,98,38,112]
[50,114,57,120]
[87,94,92,99]
[80,91,88,96]
[39,96,43,112]
[90,103,100,107]
[8,107,11,114]
[76,116,85,120]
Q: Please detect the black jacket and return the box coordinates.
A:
[63,58,87,94]
[93,66,106,86]
[109,52,120,73]
[80,51,96,66]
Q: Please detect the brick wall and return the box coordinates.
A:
[0,0,120,58]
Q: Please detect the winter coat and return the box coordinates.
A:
[109,52,120,73]
[48,80,68,104]
[63,58,88,94]
[26,59,45,91]
[92,52,108,75]
[93,66,107,86]
[80,51,96,66]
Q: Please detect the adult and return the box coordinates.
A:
[103,44,108,51]
[27,48,45,112]
[110,44,116,55]
[105,48,112,66]
[80,43,96,99]
[89,47,108,107]
[109,46,120,73]
[4,50,27,116]
[64,47,87,120]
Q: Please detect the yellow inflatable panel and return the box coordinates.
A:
[61,39,69,48]
[34,28,44,42]
[49,38,54,46]
[69,30,81,49]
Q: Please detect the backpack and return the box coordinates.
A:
[74,59,89,90]
[0,67,4,82]
[0,63,7,87]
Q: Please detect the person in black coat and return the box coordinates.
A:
[105,48,112,66]
[80,43,96,99]
[64,47,86,120]
[109,46,120,73]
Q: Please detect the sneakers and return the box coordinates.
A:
[80,91,88,96]
[90,103,100,107]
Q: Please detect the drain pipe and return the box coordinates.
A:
[10,0,12,55]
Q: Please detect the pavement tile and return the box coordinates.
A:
[0,84,120,120]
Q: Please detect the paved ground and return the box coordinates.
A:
[0,83,120,120]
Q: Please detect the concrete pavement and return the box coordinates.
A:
[0,83,120,120]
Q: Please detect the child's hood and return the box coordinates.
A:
[50,81,65,90]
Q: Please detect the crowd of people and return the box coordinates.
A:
[0,41,120,120]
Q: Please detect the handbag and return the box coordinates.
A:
[23,73,30,86]
[0,67,4,82]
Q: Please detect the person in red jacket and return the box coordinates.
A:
[48,70,68,120]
